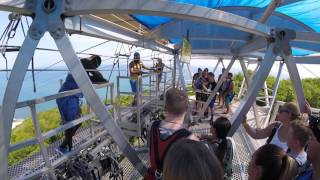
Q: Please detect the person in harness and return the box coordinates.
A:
[129,52,151,106]
[56,55,107,154]
[146,88,199,180]
[200,117,233,179]
[222,73,234,114]
[242,102,305,152]
[153,58,171,90]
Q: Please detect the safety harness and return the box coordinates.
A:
[147,120,191,180]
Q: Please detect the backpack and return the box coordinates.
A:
[195,77,203,90]
[147,120,191,180]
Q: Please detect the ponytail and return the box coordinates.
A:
[279,155,298,180]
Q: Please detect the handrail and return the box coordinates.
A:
[16,83,113,108]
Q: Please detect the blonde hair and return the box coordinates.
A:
[279,154,298,180]
[282,102,301,121]
[254,144,298,180]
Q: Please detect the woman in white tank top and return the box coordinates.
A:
[242,102,303,151]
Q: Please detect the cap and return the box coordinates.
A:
[198,68,202,72]
[204,68,209,72]
[134,52,140,60]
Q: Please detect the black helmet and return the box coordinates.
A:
[134,52,140,60]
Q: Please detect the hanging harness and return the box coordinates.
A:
[147,120,191,180]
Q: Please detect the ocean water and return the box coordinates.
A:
[0,64,208,119]
[0,69,133,119]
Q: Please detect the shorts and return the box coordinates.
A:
[201,93,208,102]
[196,92,202,101]
[209,96,216,108]
[225,92,234,105]
[158,73,162,83]
[130,79,137,93]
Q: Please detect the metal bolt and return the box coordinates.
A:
[43,0,56,13]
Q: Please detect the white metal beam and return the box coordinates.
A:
[293,56,320,64]
[284,55,306,113]
[0,0,32,15]
[228,43,277,136]
[259,0,281,23]
[65,0,272,38]
[236,37,267,55]
[294,31,320,44]
[264,61,284,127]
[239,59,261,128]
[64,15,172,53]
[0,27,41,180]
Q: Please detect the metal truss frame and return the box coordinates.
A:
[239,59,261,128]
[0,0,147,178]
[284,55,306,112]
[264,61,284,127]
[228,43,278,136]
[0,0,318,178]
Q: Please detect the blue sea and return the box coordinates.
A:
[0,64,218,119]
[0,68,133,119]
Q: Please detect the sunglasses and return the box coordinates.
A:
[279,109,291,114]
[309,114,320,142]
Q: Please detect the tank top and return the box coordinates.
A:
[269,124,288,151]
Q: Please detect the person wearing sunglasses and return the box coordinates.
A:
[242,102,303,151]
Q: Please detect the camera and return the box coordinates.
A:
[309,113,320,141]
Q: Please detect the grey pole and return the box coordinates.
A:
[228,43,277,136]
[264,61,284,127]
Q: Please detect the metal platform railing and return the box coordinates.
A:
[116,71,172,137]
[8,83,114,179]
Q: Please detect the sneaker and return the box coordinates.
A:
[56,146,69,155]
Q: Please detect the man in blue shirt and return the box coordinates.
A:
[56,55,107,154]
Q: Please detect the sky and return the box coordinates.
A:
[0,11,319,81]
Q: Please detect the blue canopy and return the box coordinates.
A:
[132,0,320,56]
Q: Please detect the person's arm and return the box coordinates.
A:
[202,83,209,92]
[141,63,151,70]
[304,100,312,115]
[242,116,276,139]
[89,71,107,84]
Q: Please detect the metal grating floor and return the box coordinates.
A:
[8,99,264,180]
[8,123,105,179]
